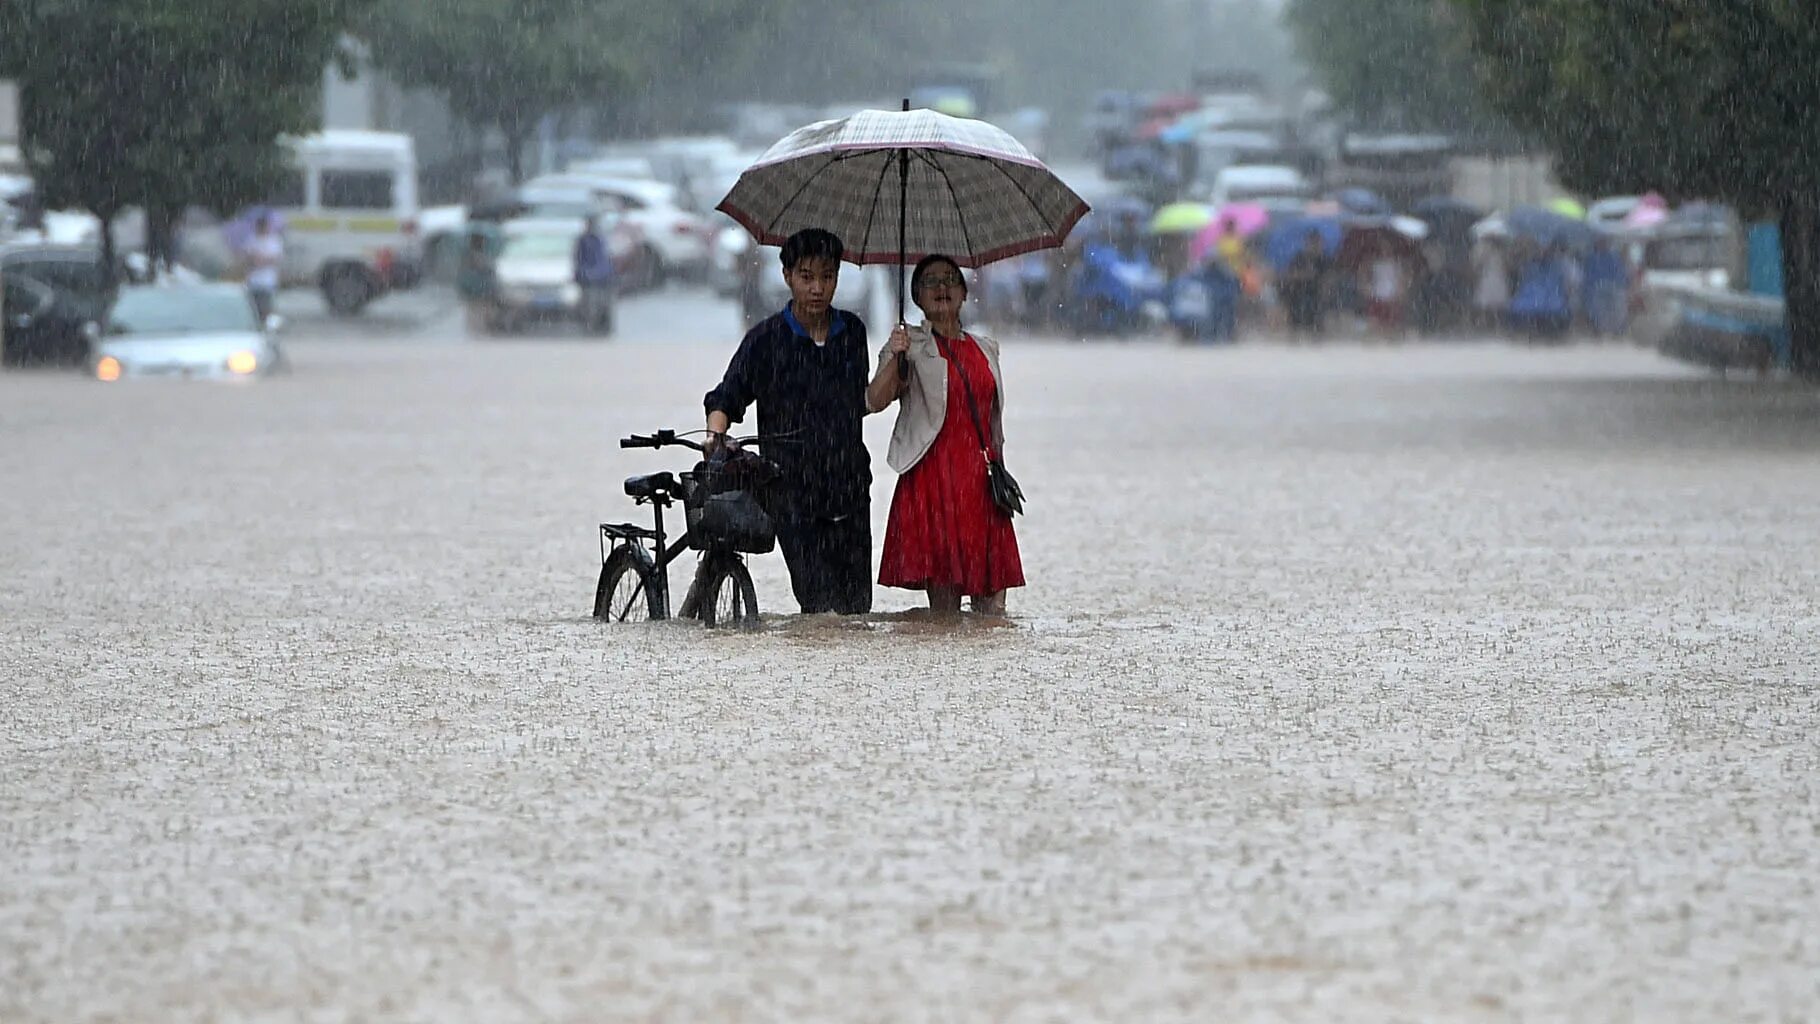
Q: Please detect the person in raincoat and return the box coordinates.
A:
[1507,242,1572,339]
[867,254,1024,618]
[1472,237,1512,332]
[1582,237,1629,337]
[456,229,497,334]
[1280,230,1330,338]
[705,228,874,615]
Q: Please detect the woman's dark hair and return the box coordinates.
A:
[912,253,966,297]
[779,228,845,270]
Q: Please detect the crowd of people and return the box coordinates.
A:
[976,197,1643,345]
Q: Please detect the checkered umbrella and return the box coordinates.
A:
[717,104,1090,322]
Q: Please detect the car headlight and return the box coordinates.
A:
[95,356,122,382]
[226,350,259,375]
[561,284,581,302]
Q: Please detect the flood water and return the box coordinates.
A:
[4,293,1817,1019]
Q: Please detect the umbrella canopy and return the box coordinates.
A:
[718,105,1090,324]
[1622,192,1670,230]
[1150,202,1215,235]
[1263,215,1344,271]
[222,206,288,253]
[1335,219,1426,270]
[1334,188,1392,216]
[1188,202,1270,262]
[1546,196,1587,220]
[1412,195,1486,226]
[1508,205,1599,248]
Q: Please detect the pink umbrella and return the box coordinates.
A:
[1623,192,1669,229]
[1189,202,1270,263]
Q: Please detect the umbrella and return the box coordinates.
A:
[1263,215,1344,271]
[1622,193,1669,230]
[1188,202,1269,262]
[1334,188,1391,216]
[717,102,1091,327]
[1335,219,1426,270]
[221,206,288,254]
[1412,196,1486,226]
[1150,202,1215,235]
[1546,196,1587,220]
[1507,205,1599,248]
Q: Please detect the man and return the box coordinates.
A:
[705,228,872,615]
[244,213,283,322]
[572,215,615,334]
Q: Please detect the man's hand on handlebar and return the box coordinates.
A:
[703,429,741,460]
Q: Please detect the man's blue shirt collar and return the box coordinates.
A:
[783,302,847,341]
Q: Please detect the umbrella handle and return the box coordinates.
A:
[896,105,911,381]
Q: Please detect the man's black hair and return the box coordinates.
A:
[779,228,845,271]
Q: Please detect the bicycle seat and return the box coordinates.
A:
[623,472,678,499]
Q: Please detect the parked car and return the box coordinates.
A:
[3,271,96,367]
[0,243,121,366]
[1206,165,1315,209]
[520,173,713,287]
[484,222,614,336]
[499,190,646,286]
[90,283,283,381]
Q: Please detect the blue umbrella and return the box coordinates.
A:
[1263,215,1343,271]
[1334,188,1391,216]
[1507,205,1599,249]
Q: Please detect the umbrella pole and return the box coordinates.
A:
[896,98,910,380]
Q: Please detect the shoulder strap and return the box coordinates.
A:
[933,333,992,456]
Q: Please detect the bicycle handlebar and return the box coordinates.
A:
[618,428,794,451]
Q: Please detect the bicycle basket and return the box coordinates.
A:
[695,488,775,553]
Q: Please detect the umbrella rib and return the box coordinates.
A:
[979,153,1064,247]
[914,149,978,263]
[853,151,894,265]
[764,152,847,236]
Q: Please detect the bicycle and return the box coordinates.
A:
[592,428,780,629]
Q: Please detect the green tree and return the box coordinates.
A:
[2,0,368,275]
[1454,0,1820,375]
[359,0,641,184]
[1285,0,1509,145]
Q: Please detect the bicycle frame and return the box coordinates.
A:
[599,478,743,621]
[599,428,783,623]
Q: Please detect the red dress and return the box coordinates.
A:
[879,332,1025,595]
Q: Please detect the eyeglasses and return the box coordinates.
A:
[919,273,964,289]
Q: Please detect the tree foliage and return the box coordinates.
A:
[360,0,768,182]
[2,0,368,268]
[1454,0,1820,373]
[1285,0,1511,146]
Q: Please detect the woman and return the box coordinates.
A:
[867,255,1024,616]
[456,230,497,334]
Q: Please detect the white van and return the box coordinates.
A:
[279,131,422,314]
[185,130,422,315]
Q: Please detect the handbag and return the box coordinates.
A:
[933,333,1024,517]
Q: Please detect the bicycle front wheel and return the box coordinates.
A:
[593,547,660,622]
[701,560,759,629]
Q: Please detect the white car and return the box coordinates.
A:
[485,222,614,336]
[521,173,712,286]
[91,283,283,381]
[1206,164,1315,208]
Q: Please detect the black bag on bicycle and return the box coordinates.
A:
[685,459,776,554]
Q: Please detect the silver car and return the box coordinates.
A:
[92,283,283,381]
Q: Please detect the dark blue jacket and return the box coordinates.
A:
[573,232,613,285]
[705,304,871,521]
